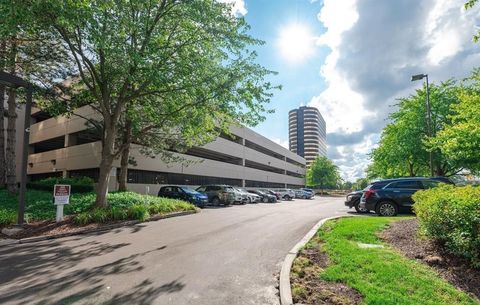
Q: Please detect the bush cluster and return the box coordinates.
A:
[27,176,94,193]
[0,189,195,226]
[413,185,480,267]
[73,192,195,225]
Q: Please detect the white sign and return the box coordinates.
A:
[53,184,71,205]
[53,184,71,222]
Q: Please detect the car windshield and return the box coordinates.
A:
[180,187,198,194]
[256,190,265,195]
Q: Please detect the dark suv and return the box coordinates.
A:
[158,185,208,208]
[195,185,236,206]
[359,177,453,216]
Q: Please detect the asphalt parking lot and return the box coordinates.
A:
[0,196,350,305]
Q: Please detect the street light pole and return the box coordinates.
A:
[411,73,434,177]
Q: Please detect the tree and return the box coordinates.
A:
[465,0,480,42]
[352,177,369,190]
[0,1,71,193]
[368,80,462,179]
[430,70,480,173]
[32,0,276,207]
[306,156,341,191]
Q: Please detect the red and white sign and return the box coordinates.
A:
[53,184,71,205]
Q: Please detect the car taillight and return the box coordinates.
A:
[364,189,377,200]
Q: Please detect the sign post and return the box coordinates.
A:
[53,184,71,222]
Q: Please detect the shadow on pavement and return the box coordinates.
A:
[0,239,179,304]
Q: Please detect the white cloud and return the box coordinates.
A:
[311,0,480,181]
[218,0,247,16]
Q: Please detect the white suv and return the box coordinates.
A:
[275,189,296,200]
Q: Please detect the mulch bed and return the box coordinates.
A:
[2,216,135,240]
[291,244,362,305]
[379,218,480,300]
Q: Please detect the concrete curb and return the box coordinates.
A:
[279,215,351,305]
[2,209,198,246]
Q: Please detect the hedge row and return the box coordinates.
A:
[27,176,94,193]
[0,189,195,226]
[413,185,480,267]
[74,192,196,224]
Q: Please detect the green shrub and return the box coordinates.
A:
[127,204,150,221]
[0,209,16,226]
[413,185,480,267]
[27,176,94,193]
[74,212,92,225]
[1,189,195,226]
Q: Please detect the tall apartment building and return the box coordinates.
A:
[288,106,327,165]
[17,105,306,193]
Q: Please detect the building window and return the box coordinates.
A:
[29,172,63,181]
[286,171,304,178]
[127,169,242,186]
[185,147,243,165]
[286,157,305,168]
[245,180,285,188]
[244,139,285,161]
[32,136,65,153]
[69,168,100,182]
[287,184,305,189]
[244,159,285,174]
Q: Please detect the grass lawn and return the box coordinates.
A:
[0,189,195,226]
[291,217,479,305]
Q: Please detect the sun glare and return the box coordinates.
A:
[278,24,315,63]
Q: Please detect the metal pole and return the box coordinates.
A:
[425,75,434,177]
[17,86,32,225]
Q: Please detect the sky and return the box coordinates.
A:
[222,0,480,182]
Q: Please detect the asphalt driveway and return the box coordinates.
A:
[0,197,350,305]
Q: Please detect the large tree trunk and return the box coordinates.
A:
[95,122,117,207]
[408,161,415,177]
[0,40,6,189]
[118,120,132,192]
[0,84,5,189]
[6,88,17,194]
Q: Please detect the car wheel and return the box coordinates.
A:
[376,201,398,216]
[212,197,220,206]
[354,201,369,213]
[283,195,290,201]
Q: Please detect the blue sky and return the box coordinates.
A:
[223,0,480,181]
[244,0,328,148]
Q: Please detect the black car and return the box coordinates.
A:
[345,180,392,213]
[158,185,208,208]
[359,177,454,216]
[266,189,281,200]
[247,190,277,203]
[344,190,367,213]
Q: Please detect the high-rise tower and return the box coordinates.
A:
[288,106,326,165]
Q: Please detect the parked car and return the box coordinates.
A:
[276,189,296,200]
[294,189,313,199]
[195,185,236,206]
[301,188,315,197]
[232,187,248,205]
[158,185,209,208]
[236,188,261,203]
[359,177,454,216]
[247,190,277,203]
[266,189,281,200]
[344,190,367,213]
[233,188,253,204]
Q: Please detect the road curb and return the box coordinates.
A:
[2,209,198,246]
[279,215,352,305]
